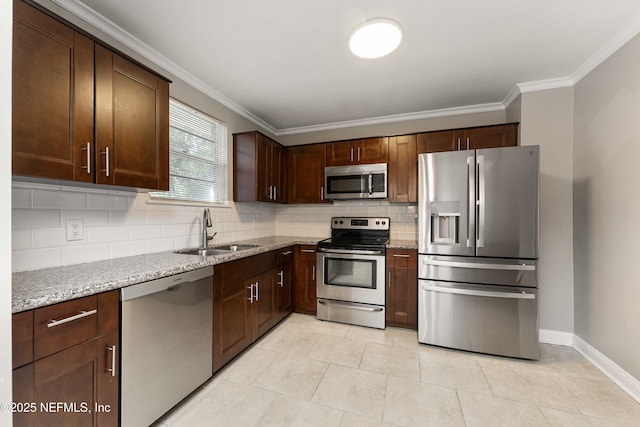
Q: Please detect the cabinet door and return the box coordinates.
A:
[388,135,417,203]
[95,45,169,190]
[97,331,119,426]
[13,310,33,369]
[213,263,252,372]
[272,142,286,203]
[287,144,326,203]
[12,0,94,182]
[359,137,388,164]
[275,248,294,321]
[33,339,99,426]
[326,140,355,166]
[385,249,418,329]
[464,124,518,149]
[256,134,271,202]
[251,270,276,339]
[293,246,317,315]
[417,130,459,154]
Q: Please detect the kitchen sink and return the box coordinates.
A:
[175,243,259,256]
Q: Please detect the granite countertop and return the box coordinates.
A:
[12,236,319,313]
[12,236,418,313]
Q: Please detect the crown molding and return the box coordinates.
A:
[274,102,505,136]
[572,14,640,84]
[49,0,279,135]
[48,0,640,136]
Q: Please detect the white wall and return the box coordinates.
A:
[573,33,640,380]
[1,0,14,422]
[12,183,276,271]
[506,87,575,333]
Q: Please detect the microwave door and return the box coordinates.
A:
[419,151,475,256]
[475,146,539,259]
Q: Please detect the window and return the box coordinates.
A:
[151,99,227,203]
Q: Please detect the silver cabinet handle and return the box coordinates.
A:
[301,249,316,253]
[82,142,91,174]
[248,283,254,302]
[318,299,384,312]
[457,138,461,151]
[477,155,485,248]
[312,265,315,281]
[357,147,361,162]
[274,186,277,201]
[106,345,116,377]
[278,270,284,287]
[392,254,410,258]
[280,250,293,256]
[422,283,536,300]
[101,146,110,177]
[255,282,259,301]
[388,271,391,288]
[321,186,324,201]
[47,309,97,328]
[466,137,470,150]
[424,259,536,271]
[350,147,354,162]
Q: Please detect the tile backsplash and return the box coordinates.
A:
[12,182,417,272]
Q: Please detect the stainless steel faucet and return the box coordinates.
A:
[202,208,216,248]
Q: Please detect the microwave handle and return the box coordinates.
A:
[368,173,373,195]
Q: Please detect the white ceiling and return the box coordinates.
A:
[55,0,640,134]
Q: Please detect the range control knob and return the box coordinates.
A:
[376,221,380,225]
[382,221,386,225]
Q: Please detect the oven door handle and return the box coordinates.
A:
[317,248,384,256]
[318,299,384,312]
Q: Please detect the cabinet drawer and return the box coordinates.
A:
[276,246,294,266]
[249,251,276,275]
[34,295,98,360]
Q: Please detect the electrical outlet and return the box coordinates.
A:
[66,219,84,241]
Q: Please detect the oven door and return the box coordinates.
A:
[316,249,385,305]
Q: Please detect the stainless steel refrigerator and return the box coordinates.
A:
[418,145,539,359]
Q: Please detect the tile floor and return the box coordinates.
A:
[155,314,640,426]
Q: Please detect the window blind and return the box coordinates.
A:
[151,99,227,203]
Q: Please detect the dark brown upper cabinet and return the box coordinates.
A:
[234,131,286,203]
[12,0,170,191]
[388,134,417,203]
[417,123,518,154]
[326,137,388,166]
[287,143,326,203]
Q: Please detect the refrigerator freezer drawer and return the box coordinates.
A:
[419,255,538,287]
[418,280,539,360]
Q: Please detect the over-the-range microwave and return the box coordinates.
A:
[324,163,387,200]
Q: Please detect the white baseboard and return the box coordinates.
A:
[569,334,640,404]
[539,329,574,346]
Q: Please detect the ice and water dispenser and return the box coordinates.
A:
[430,201,460,245]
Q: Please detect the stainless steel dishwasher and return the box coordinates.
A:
[121,266,213,427]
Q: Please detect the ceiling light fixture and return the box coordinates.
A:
[349,19,403,59]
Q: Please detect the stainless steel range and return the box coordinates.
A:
[316,217,390,329]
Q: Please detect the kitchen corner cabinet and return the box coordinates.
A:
[293,245,318,315]
[213,251,284,372]
[275,247,294,322]
[388,134,417,203]
[417,123,518,154]
[234,131,286,203]
[287,144,327,203]
[386,249,418,329]
[12,0,169,191]
[326,137,388,166]
[12,290,120,426]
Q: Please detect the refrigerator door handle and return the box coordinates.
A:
[422,283,536,300]
[466,156,474,248]
[477,155,485,248]
[423,258,536,271]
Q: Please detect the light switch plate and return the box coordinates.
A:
[66,219,84,241]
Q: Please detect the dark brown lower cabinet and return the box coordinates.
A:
[386,249,418,329]
[213,250,291,373]
[293,245,317,315]
[275,247,294,322]
[12,290,119,426]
